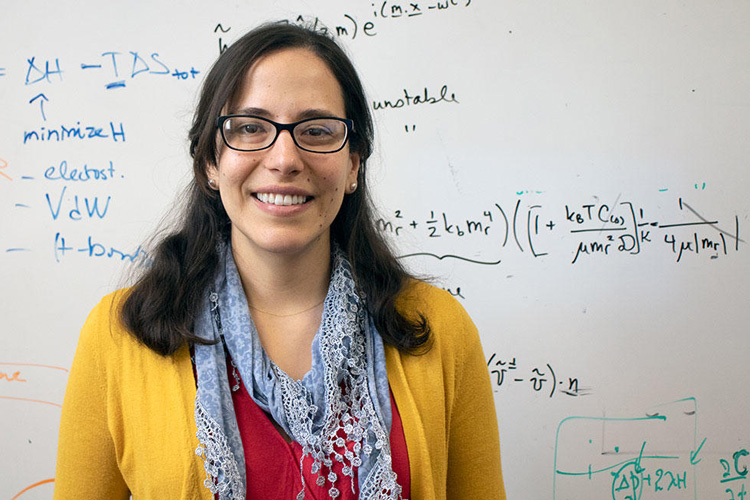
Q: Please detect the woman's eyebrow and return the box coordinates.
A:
[296,108,341,120]
[231,106,271,117]
[230,107,341,120]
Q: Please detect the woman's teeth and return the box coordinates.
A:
[255,193,309,206]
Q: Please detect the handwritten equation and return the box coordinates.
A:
[213,0,473,53]
[377,195,743,265]
[486,353,588,399]
[720,449,749,500]
[24,51,200,90]
[553,397,750,499]
[554,398,705,499]
[285,0,472,41]
[1,46,196,262]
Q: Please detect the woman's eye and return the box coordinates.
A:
[301,124,333,137]
[239,123,264,134]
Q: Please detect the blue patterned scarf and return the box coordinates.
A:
[192,244,403,500]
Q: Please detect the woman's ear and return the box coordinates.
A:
[347,153,361,192]
[206,163,220,191]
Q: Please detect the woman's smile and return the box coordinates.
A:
[254,192,310,206]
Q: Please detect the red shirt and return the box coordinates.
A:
[230,366,411,499]
[191,348,411,499]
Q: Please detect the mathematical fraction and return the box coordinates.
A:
[720,448,749,500]
[377,195,742,265]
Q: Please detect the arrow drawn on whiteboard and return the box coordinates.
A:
[398,252,501,265]
[690,437,707,465]
[29,93,49,121]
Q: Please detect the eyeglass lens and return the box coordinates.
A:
[221,116,348,152]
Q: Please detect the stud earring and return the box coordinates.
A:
[349,182,357,193]
[208,179,217,189]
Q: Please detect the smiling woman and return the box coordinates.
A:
[53,21,506,500]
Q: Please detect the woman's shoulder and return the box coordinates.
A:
[77,288,157,359]
[81,288,130,334]
[397,280,472,321]
[74,287,193,399]
[395,279,479,351]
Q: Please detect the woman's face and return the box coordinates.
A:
[208,47,360,261]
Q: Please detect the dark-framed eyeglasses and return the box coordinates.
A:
[216,115,354,154]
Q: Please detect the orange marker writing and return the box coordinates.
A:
[11,478,55,499]
[0,371,27,382]
[0,157,10,181]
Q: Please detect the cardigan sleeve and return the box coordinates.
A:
[445,303,506,499]
[54,297,130,500]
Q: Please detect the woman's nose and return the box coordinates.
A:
[264,129,303,175]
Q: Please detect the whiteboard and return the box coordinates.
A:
[2,1,749,499]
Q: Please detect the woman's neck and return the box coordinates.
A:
[230,236,332,317]
[229,234,333,379]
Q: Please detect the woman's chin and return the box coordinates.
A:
[230,228,330,261]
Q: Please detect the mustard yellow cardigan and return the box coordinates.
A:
[54,282,506,499]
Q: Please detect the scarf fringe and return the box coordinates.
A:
[195,400,245,499]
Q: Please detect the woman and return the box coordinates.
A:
[54,22,506,500]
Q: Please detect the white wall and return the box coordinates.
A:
[1,1,748,498]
